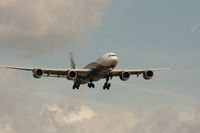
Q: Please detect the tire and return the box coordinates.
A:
[92,84,95,88]
[103,85,106,90]
[108,83,111,88]
[73,85,75,89]
[88,83,91,88]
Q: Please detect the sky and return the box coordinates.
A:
[0,0,200,132]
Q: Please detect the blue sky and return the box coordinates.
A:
[55,0,200,109]
[0,0,200,132]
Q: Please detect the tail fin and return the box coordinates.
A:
[69,52,76,69]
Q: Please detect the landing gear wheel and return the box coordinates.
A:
[91,83,95,88]
[107,83,111,90]
[103,76,112,90]
[107,83,111,88]
[88,83,91,88]
[103,85,106,90]
[73,82,80,90]
[103,82,111,90]
[73,85,75,90]
[88,82,95,88]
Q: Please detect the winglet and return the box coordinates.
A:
[69,52,77,69]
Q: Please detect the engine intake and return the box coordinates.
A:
[143,70,154,80]
[120,71,130,81]
[67,71,77,80]
[33,69,44,78]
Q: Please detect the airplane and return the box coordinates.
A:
[0,52,170,90]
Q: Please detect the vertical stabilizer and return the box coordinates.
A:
[69,52,77,69]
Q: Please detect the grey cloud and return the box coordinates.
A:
[0,0,112,56]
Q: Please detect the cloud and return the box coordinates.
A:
[41,104,97,125]
[0,0,112,56]
[1,70,200,133]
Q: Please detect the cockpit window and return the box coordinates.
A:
[108,54,116,57]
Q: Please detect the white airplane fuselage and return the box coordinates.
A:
[78,52,118,84]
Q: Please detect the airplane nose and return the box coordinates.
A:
[112,57,118,66]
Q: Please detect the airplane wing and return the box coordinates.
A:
[110,68,170,76]
[0,65,91,78]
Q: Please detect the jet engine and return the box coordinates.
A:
[120,71,130,81]
[67,70,77,80]
[143,70,154,80]
[33,69,44,78]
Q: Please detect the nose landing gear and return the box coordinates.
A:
[88,82,95,88]
[103,82,111,90]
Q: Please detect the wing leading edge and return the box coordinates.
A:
[110,68,171,76]
[0,65,91,78]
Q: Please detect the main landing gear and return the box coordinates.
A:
[73,82,80,90]
[103,77,111,90]
[72,77,112,90]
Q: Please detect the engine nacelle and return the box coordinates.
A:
[143,70,154,80]
[120,71,131,81]
[67,71,77,80]
[33,69,44,78]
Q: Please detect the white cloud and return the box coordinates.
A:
[38,105,200,133]
[0,0,112,56]
[1,70,200,133]
[41,104,97,125]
